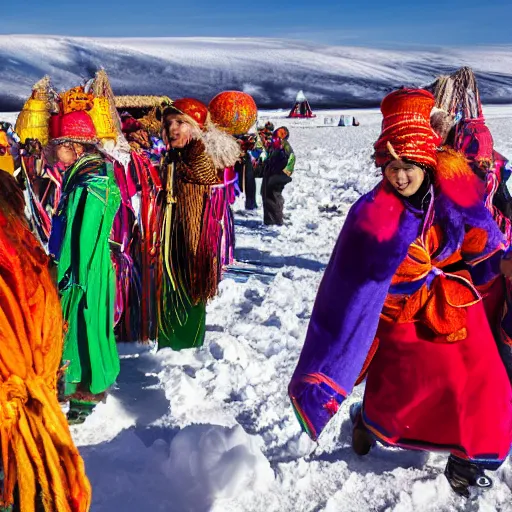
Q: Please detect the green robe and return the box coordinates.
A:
[158,272,206,351]
[51,154,121,396]
[158,193,206,351]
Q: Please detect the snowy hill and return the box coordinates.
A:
[1,35,512,110]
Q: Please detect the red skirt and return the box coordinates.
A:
[363,300,512,464]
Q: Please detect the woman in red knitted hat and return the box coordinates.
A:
[289,88,512,497]
[157,98,240,350]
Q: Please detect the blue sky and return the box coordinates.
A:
[2,0,511,47]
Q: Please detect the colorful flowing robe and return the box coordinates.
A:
[129,151,163,343]
[21,150,142,343]
[0,170,91,511]
[49,154,121,396]
[20,154,63,246]
[216,166,236,268]
[289,151,512,465]
[110,157,140,342]
[158,139,225,350]
[452,121,512,381]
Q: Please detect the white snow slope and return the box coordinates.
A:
[2,107,512,511]
[1,36,512,110]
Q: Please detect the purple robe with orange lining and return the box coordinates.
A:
[289,151,512,465]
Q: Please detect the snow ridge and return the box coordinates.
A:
[1,35,512,110]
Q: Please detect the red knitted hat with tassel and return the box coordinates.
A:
[374,88,442,169]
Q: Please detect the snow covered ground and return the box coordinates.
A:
[2,107,512,511]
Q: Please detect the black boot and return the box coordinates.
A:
[444,455,493,498]
[349,402,375,456]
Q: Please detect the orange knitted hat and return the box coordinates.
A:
[374,88,442,169]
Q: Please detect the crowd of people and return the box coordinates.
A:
[0,71,298,510]
[234,120,296,225]
[0,65,511,510]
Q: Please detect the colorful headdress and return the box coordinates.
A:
[49,87,98,145]
[374,88,442,169]
[158,97,241,168]
[89,69,123,142]
[15,76,52,146]
[432,67,482,120]
[431,68,495,170]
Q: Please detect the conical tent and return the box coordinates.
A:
[287,90,315,118]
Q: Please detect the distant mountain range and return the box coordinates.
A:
[1,35,512,111]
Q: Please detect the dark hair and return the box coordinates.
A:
[381,159,435,180]
[157,104,182,123]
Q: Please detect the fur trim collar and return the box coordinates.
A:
[199,122,241,170]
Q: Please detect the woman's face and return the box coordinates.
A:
[384,160,425,197]
[55,142,84,167]
[164,114,193,149]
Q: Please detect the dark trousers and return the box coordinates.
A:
[261,174,291,225]
[244,160,257,210]
[236,157,257,210]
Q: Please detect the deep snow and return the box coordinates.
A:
[2,107,512,511]
[1,36,512,110]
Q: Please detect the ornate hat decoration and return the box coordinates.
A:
[50,110,98,145]
[89,69,123,142]
[374,88,442,169]
[60,86,94,115]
